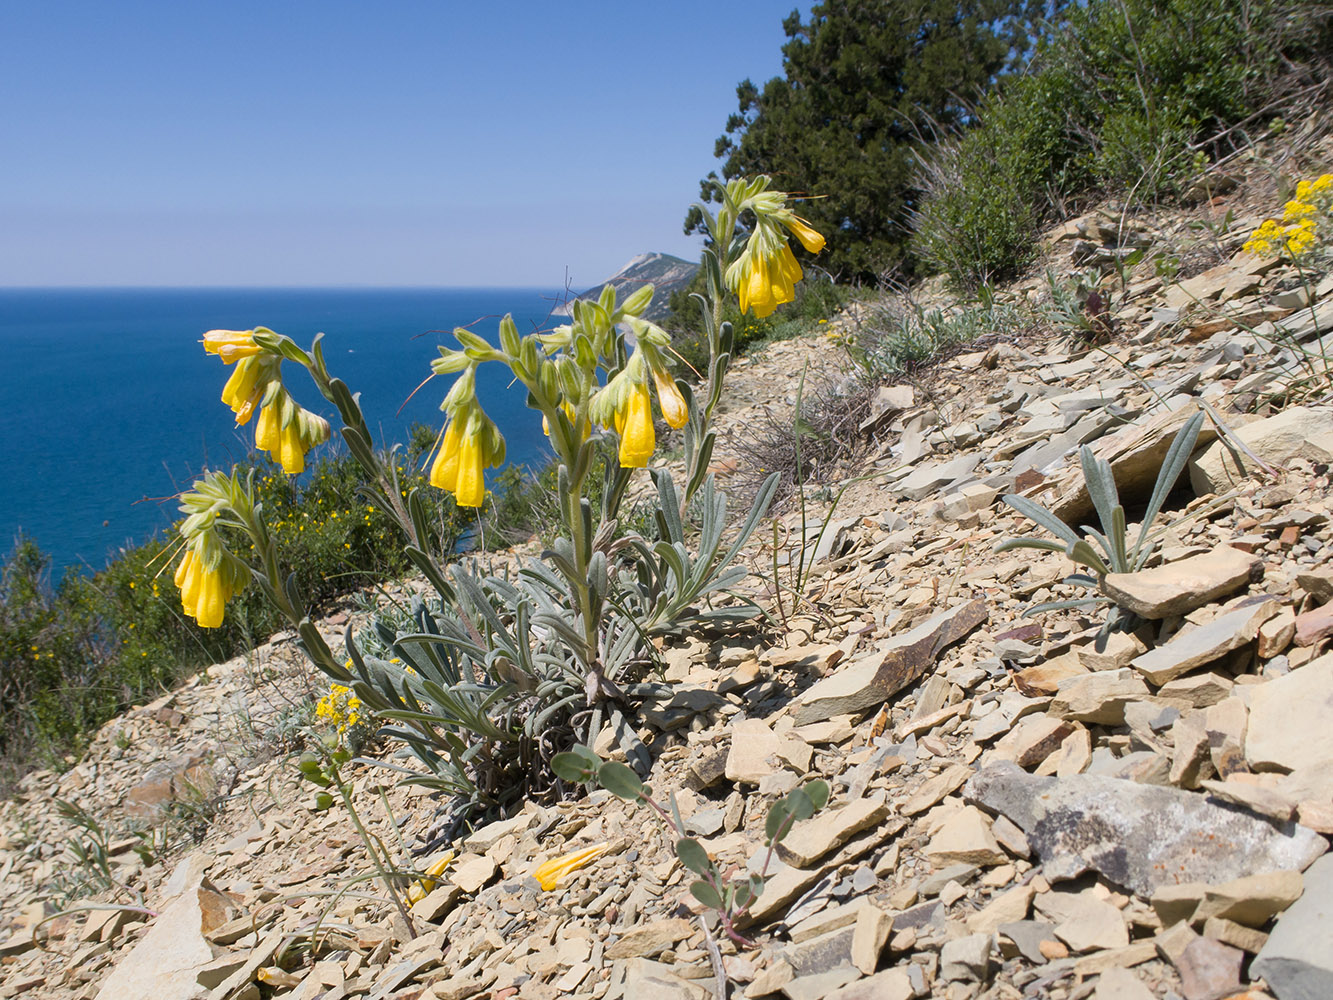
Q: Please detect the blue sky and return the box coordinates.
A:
[1,1,807,288]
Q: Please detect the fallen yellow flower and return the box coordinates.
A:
[532,843,609,891]
[406,850,455,904]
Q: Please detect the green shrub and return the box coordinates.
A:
[913,0,1332,289]
[0,444,482,772]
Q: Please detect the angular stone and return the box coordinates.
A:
[900,763,973,817]
[990,714,1076,769]
[781,969,861,1000]
[1174,935,1243,1000]
[1102,548,1262,620]
[1077,632,1147,671]
[411,884,462,922]
[924,805,1008,867]
[1094,967,1155,1000]
[1294,601,1333,647]
[967,882,1035,935]
[1158,672,1234,708]
[1051,404,1218,526]
[791,601,987,725]
[726,718,782,784]
[895,454,982,501]
[825,968,915,1000]
[1132,599,1277,685]
[604,918,695,960]
[1253,853,1333,1000]
[1190,405,1333,494]
[965,762,1327,897]
[449,854,497,894]
[1201,915,1268,954]
[939,933,992,983]
[1193,869,1304,928]
[95,881,230,1000]
[1244,652,1333,772]
[1055,894,1130,953]
[1151,882,1207,926]
[1259,607,1297,658]
[1014,653,1088,696]
[998,920,1059,964]
[1051,669,1150,725]
[778,798,889,867]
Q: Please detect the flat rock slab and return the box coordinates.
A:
[1049,404,1217,526]
[1131,599,1277,686]
[1101,548,1261,620]
[1189,405,1333,494]
[792,600,987,725]
[894,454,982,501]
[1244,651,1333,773]
[964,762,1326,898]
[1253,853,1333,1000]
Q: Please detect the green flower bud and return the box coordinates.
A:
[620,284,654,318]
[498,315,521,357]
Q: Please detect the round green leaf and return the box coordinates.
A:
[551,752,596,784]
[690,879,724,910]
[598,761,644,801]
[676,838,712,877]
[804,779,830,811]
[765,801,791,843]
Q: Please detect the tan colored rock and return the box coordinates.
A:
[990,715,1076,769]
[967,883,1035,935]
[1054,894,1130,953]
[1101,548,1261,620]
[1244,651,1333,772]
[604,918,695,960]
[1158,672,1234,708]
[726,718,782,784]
[900,763,973,816]
[1258,607,1296,658]
[924,805,1008,867]
[1132,598,1277,685]
[1051,669,1150,725]
[1193,870,1303,928]
[94,881,229,1000]
[1202,916,1269,954]
[1190,405,1333,493]
[1077,632,1147,671]
[778,797,889,867]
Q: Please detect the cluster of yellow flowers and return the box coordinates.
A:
[1243,174,1333,258]
[589,320,689,468]
[314,682,364,735]
[723,177,827,318]
[174,472,252,629]
[205,329,331,474]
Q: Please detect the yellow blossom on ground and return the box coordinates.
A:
[532,843,609,891]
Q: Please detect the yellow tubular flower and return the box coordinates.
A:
[783,214,826,254]
[429,421,463,491]
[532,843,609,892]
[278,421,305,474]
[255,402,280,454]
[203,329,262,363]
[221,358,263,420]
[618,381,655,467]
[454,421,486,507]
[651,367,688,430]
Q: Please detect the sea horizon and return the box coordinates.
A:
[0,286,572,577]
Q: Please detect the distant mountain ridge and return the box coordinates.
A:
[557,252,698,321]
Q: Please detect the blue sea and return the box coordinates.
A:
[0,288,566,577]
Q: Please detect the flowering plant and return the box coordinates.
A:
[164,179,824,823]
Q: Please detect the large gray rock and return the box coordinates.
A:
[1189,405,1333,494]
[1245,651,1333,773]
[964,762,1326,897]
[1253,853,1333,1000]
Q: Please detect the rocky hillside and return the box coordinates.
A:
[556,252,698,321]
[3,148,1333,1000]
